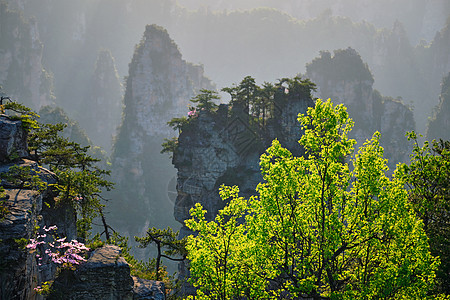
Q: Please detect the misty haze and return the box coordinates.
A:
[0,1,449,299]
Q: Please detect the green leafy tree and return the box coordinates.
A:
[186,186,269,300]
[399,134,450,295]
[28,121,113,240]
[186,99,437,299]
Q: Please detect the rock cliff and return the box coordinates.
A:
[306,48,415,169]
[110,24,214,236]
[0,115,77,299]
[49,245,166,299]
[78,49,123,152]
[0,115,28,162]
[0,3,53,110]
[427,72,450,142]
[173,81,314,293]
[49,245,134,300]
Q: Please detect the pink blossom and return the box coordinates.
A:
[188,109,198,117]
[27,225,89,270]
[43,225,57,232]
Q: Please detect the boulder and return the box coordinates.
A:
[133,277,165,300]
[50,245,134,300]
[0,115,28,163]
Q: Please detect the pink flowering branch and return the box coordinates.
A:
[187,109,198,118]
[26,225,89,269]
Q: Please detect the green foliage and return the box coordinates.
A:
[186,99,437,299]
[3,101,39,132]
[52,166,113,240]
[163,76,317,158]
[0,186,8,220]
[161,137,179,158]
[399,133,450,295]
[25,107,114,240]
[34,281,53,297]
[223,75,316,130]
[135,227,187,281]
[14,237,28,250]
[190,89,219,111]
[3,101,114,241]
[110,232,183,299]
[186,187,266,300]
[167,116,190,134]
[0,165,48,192]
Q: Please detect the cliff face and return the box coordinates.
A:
[0,115,28,162]
[110,24,214,235]
[173,86,314,292]
[174,97,313,226]
[0,115,77,299]
[0,115,166,300]
[0,3,53,110]
[78,49,123,152]
[306,48,415,169]
[427,73,450,141]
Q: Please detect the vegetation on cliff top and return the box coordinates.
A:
[162,75,316,157]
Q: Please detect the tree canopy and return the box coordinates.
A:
[399,134,450,295]
[185,99,437,299]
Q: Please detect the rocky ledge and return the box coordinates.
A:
[50,245,166,300]
[0,115,29,163]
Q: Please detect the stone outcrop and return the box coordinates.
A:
[49,245,166,300]
[0,2,53,110]
[133,277,166,300]
[306,48,415,169]
[50,245,133,300]
[0,115,28,163]
[110,24,214,236]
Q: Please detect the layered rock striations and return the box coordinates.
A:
[110,24,214,235]
[306,48,415,169]
[0,2,53,110]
